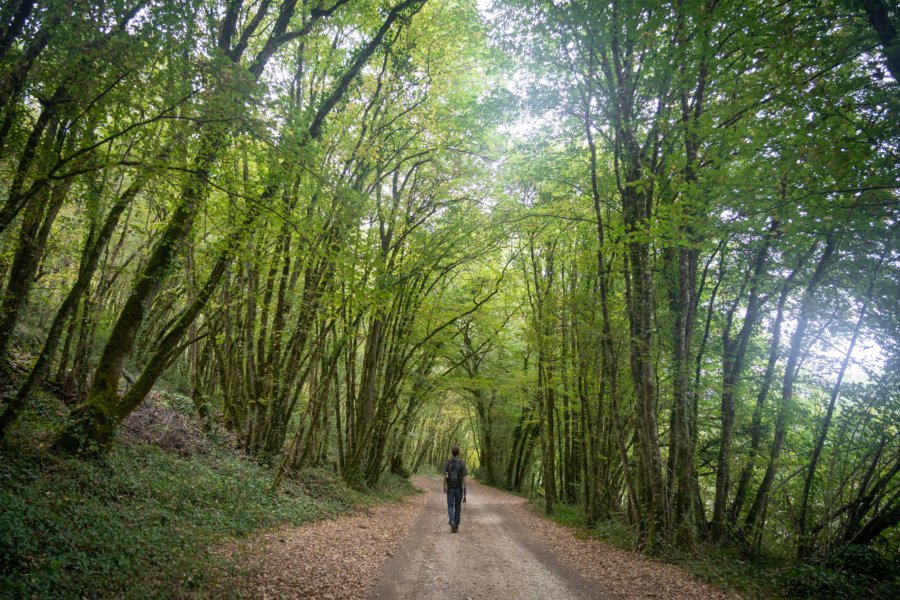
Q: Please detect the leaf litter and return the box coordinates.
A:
[508,499,738,600]
[205,481,428,599]
[207,476,736,600]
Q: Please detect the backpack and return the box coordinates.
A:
[446,458,461,489]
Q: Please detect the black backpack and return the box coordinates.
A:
[446,458,461,489]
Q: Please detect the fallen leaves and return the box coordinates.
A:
[510,501,738,600]
[206,482,428,599]
[207,477,737,600]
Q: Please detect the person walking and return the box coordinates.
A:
[443,444,467,533]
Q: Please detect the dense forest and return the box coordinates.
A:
[0,0,898,594]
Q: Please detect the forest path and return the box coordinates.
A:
[372,476,736,600]
[208,475,734,599]
[371,476,611,600]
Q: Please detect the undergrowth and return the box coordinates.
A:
[0,391,415,599]
[511,490,898,599]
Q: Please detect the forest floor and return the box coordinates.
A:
[0,388,417,599]
[213,476,737,599]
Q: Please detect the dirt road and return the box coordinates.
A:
[212,475,733,599]
[371,477,614,600]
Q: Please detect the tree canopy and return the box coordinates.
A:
[0,0,898,566]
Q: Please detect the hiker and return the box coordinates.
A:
[443,444,467,533]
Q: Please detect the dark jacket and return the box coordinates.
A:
[444,457,467,491]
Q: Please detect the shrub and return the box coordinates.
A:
[782,546,900,600]
[825,544,897,581]
[781,561,858,599]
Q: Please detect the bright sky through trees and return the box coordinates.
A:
[0,2,898,594]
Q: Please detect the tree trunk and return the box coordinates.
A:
[54,140,221,452]
[797,235,890,555]
[711,221,779,542]
[0,162,159,435]
[744,235,836,542]
[857,0,900,83]
[0,174,69,362]
[728,258,801,527]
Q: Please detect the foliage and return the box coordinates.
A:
[782,546,900,600]
[0,412,408,599]
[522,486,785,599]
[0,0,898,591]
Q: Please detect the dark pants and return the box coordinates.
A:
[446,488,463,526]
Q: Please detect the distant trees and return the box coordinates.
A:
[421,0,900,558]
[1,0,898,563]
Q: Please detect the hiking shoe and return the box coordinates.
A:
[451,524,458,533]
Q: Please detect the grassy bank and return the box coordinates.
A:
[0,391,415,599]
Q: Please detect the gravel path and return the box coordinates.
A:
[209,476,737,600]
[371,477,610,600]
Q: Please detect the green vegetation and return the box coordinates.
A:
[413,0,900,576]
[781,545,900,600]
[0,0,898,596]
[0,392,414,599]
[528,495,899,600]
